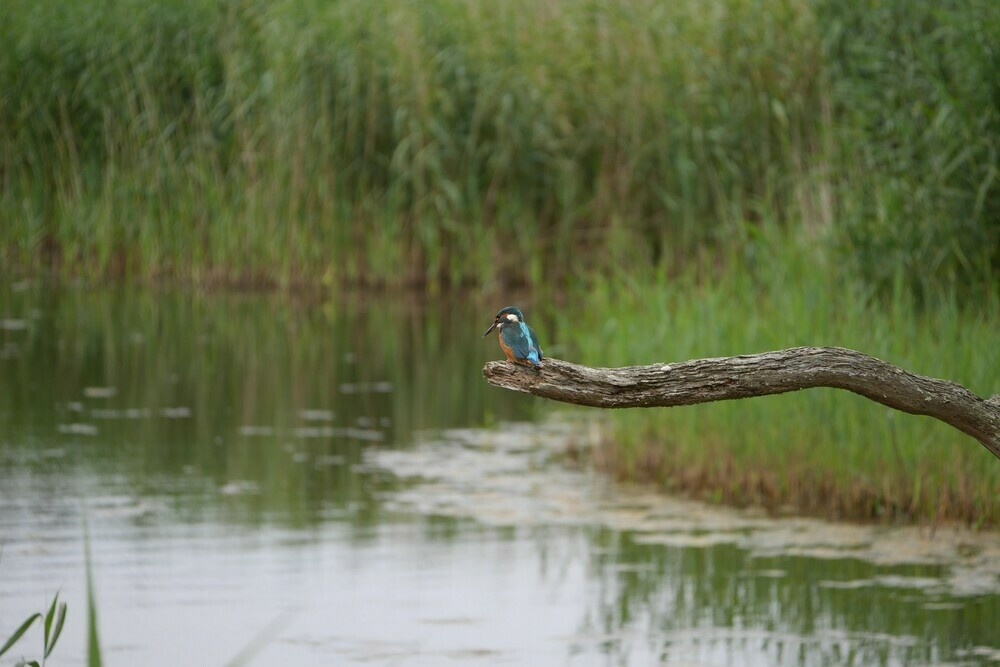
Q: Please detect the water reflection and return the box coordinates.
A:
[0,284,536,527]
[1,283,997,666]
[375,425,1000,666]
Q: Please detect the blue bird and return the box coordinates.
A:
[482,306,543,368]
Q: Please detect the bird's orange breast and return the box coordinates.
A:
[498,335,534,367]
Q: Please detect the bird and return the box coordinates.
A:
[482,306,543,369]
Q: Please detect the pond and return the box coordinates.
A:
[1,283,997,666]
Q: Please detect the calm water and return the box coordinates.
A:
[1,283,997,666]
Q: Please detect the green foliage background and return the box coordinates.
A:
[2,0,996,293]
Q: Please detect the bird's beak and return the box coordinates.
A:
[482,321,498,337]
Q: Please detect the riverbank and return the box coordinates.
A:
[555,228,999,526]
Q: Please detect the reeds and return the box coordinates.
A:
[4,0,994,291]
[559,222,1000,524]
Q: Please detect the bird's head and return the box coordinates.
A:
[482,306,525,337]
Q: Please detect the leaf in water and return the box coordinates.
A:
[0,613,41,658]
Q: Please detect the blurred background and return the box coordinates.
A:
[1,0,999,664]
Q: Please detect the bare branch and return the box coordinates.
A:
[482,347,1000,459]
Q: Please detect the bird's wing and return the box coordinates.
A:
[502,323,539,361]
[526,324,543,359]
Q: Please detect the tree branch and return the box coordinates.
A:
[482,346,1000,459]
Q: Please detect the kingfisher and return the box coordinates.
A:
[482,306,544,369]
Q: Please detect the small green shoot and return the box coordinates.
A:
[44,593,68,659]
[0,592,67,666]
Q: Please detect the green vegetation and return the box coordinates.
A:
[0,590,67,667]
[2,0,997,292]
[558,223,1000,524]
[819,0,1000,301]
[2,0,997,521]
[84,527,102,667]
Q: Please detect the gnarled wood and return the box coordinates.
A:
[482,347,1000,459]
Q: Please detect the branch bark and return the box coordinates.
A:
[482,346,1000,459]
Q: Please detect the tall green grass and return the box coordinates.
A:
[819,0,1000,301]
[3,0,994,291]
[558,222,1000,524]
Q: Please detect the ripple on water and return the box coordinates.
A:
[299,409,336,421]
[57,422,98,436]
[83,386,117,398]
[338,381,393,394]
[91,408,152,420]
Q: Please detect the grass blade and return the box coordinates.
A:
[0,613,41,658]
[84,525,103,667]
[44,602,67,659]
[43,592,58,648]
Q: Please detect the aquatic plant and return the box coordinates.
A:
[0,591,67,667]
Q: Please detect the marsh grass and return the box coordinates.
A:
[4,0,994,291]
[558,223,1000,524]
[819,0,1000,301]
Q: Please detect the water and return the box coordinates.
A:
[1,283,997,666]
